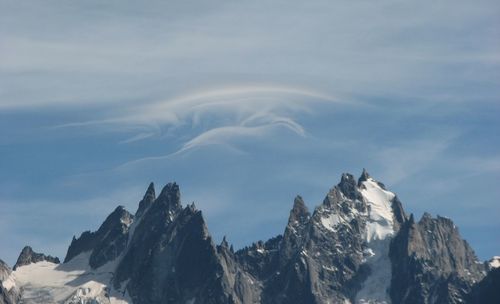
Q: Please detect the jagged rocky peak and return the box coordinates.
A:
[156,182,182,213]
[358,168,388,191]
[390,210,486,304]
[323,169,380,206]
[338,172,361,200]
[88,206,133,268]
[13,246,60,270]
[107,205,134,228]
[288,195,310,226]
[358,167,371,184]
[114,187,230,304]
[220,235,230,249]
[64,205,133,268]
[418,212,482,275]
[135,182,156,218]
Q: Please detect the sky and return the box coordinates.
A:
[0,0,499,266]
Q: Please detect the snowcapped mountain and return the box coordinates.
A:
[1,170,498,304]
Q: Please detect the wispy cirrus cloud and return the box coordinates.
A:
[52,85,340,161]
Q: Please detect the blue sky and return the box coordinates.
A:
[0,0,499,265]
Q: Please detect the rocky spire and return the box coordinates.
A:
[136,182,156,218]
[156,182,182,213]
[221,236,229,249]
[280,196,310,266]
[357,168,388,189]
[390,211,485,304]
[338,172,360,200]
[391,195,408,229]
[358,168,371,184]
[14,246,60,270]
[288,195,310,226]
[408,213,415,224]
[64,206,133,267]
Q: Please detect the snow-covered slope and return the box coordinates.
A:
[355,177,396,304]
[10,252,130,304]
[359,178,396,243]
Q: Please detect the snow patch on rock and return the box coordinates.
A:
[355,177,396,304]
[1,273,16,291]
[360,178,395,242]
[321,213,342,232]
[489,256,500,269]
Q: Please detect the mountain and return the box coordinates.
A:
[1,171,497,304]
[13,246,60,270]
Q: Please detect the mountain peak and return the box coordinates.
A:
[358,169,388,190]
[64,206,133,267]
[338,172,360,200]
[288,195,310,226]
[341,172,356,182]
[358,168,371,183]
[136,182,156,218]
[145,182,155,197]
[105,206,133,229]
[156,182,182,211]
[220,236,229,248]
[14,246,60,270]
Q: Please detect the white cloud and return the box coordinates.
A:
[2,0,498,110]
[52,85,338,162]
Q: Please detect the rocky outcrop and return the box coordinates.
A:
[135,182,156,218]
[64,205,133,268]
[13,246,60,270]
[239,171,406,303]
[389,213,486,304]
[279,195,310,266]
[114,183,236,304]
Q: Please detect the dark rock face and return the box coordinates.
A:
[279,195,310,266]
[64,205,133,268]
[135,182,156,218]
[115,183,235,304]
[13,246,60,270]
[389,213,486,304]
[469,267,500,304]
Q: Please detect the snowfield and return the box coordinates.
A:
[489,256,500,269]
[355,177,396,304]
[10,252,130,304]
[360,179,396,243]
